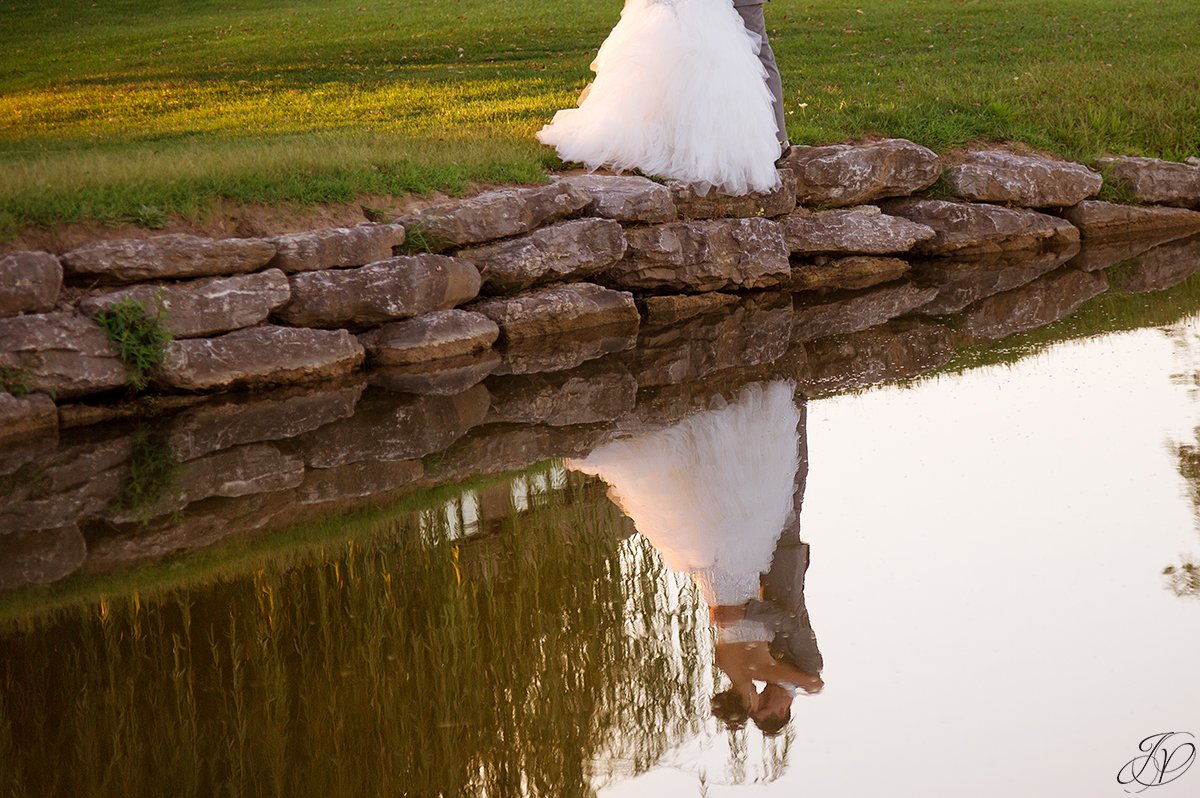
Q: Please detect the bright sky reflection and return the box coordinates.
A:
[602,320,1200,798]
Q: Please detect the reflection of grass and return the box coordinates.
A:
[3,0,1200,228]
[0,467,715,797]
[110,427,181,522]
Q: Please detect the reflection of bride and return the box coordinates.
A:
[569,381,822,731]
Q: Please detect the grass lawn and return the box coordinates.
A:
[1,0,1198,234]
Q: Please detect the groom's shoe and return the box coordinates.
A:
[774,142,793,167]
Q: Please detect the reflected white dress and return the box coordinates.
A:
[536,0,782,196]
[569,381,800,642]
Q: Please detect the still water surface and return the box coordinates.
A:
[3,265,1200,797]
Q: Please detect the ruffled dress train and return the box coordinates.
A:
[536,0,782,195]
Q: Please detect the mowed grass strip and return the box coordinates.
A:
[1,0,1198,231]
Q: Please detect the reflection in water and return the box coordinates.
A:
[0,467,714,797]
[571,382,822,739]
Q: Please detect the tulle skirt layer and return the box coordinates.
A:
[536,0,782,196]
[570,381,801,605]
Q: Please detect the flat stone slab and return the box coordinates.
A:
[0,525,87,591]
[944,150,1102,208]
[1108,233,1200,294]
[165,381,364,461]
[0,251,62,318]
[669,169,798,219]
[275,255,481,328]
[1099,156,1200,208]
[358,309,499,365]
[1058,200,1200,240]
[458,218,627,293]
[61,234,276,284]
[296,385,490,469]
[471,283,639,343]
[79,269,291,339]
[159,325,364,392]
[780,138,941,207]
[496,322,638,376]
[913,246,1079,316]
[369,351,501,396]
[879,197,1080,256]
[638,292,741,324]
[791,282,938,343]
[955,269,1109,342]
[781,205,935,255]
[787,256,911,293]
[0,391,58,441]
[398,183,591,249]
[485,360,637,427]
[805,319,955,395]
[296,458,424,506]
[553,174,677,223]
[0,312,129,398]
[268,224,406,273]
[609,218,789,292]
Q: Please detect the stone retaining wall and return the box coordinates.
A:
[3,140,1200,438]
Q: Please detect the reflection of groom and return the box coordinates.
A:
[713,398,823,732]
[733,0,789,155]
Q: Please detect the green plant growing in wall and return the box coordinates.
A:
[111,426,181,522]
[95,298,172,391]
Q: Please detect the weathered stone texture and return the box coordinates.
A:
[79,269,291,339]
[670,169,798,219]
[358,309,499,365]
[1058,200,1200,240]
[61,234,276,284]
[787,256,911,293]
[471,283,639,342]
[165,382,364,461]
[0,312,129,398]
[913,246,1079,316]
[486,361,637,427]
[944,150,1102,207]
[370,351,501,396]
[553,175,677,223]
[879,198,1081,256]
[296,459,425,506]
[1107,234,1200,294]
[496,322,638,375]
[108,443,304,524]
[782,205,936,255]
[458,219,627,292]
[399,183,591,249]
[296,385,490,469]
[805,319,956,395]
[638,293,740,324]
[0,252,62,317]
[955,269,1109,342]
[0,525,87,591]
[780,139,941,207]
[632,293,793,387]
[609,218,789,292]
[159,326,364,391]
[791,282,938,343]
[268,224,406,272]
[1099,156,1200,207]
[275,255,481,328]
[0,392,57,441]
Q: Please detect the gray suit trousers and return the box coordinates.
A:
[733,2,787,147]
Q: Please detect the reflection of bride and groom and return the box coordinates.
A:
[569,381,822,736]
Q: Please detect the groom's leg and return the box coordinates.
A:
[734,3,788,149]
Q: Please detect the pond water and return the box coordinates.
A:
[3,236,1200,797]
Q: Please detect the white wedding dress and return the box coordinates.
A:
[536,0,782,196]
[569,381,801,642]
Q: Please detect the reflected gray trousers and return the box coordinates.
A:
[733,1,788,148]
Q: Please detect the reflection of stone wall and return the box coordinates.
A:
[6,147,1200,588]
